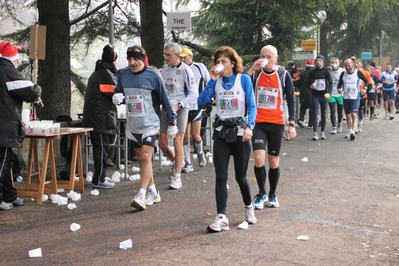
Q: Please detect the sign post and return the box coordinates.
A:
[167,12,191,43]
[301,40,317,52]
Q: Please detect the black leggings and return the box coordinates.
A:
[329,102,343,127]
[358,98,367,120]
[213,131,252,214]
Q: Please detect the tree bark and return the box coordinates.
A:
[37,0,71,120]
[139,0,164,68]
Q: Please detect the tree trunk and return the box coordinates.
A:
[37,0,71,120]
[139,0,164,68]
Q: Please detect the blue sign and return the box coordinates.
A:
[361,52,372,60]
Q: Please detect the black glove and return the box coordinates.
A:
[34,96,44,110]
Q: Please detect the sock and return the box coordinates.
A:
[254,165,267,195]
[183,144,191,164]
[148,184,156,194]
[245,203,253,209]
[268,167,280,197]
[139,188,146,198]
[175,173,181,179]
[194,140,204,154]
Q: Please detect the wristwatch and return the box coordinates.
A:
[247,125,254,130]
[288,122,295,127]
[178,102,183,109]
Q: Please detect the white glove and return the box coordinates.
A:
[112,94,121,105]
[167,125,178,139]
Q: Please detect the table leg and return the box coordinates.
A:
[76,134,84,193]
[37,139,51,205]
[49,139,58,194]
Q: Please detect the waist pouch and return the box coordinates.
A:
[213,116,247,143]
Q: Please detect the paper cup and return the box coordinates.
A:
[214,64,224,74]
[29,247,42,258]
[51,194,59,204]
[260,58,269,67]
[57,196,68,205]
[71,193,80,201]
[119,239,133,249]
[70,223,81,231]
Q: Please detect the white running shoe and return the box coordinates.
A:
[245,205,257,224]
[170,175,182,190]
[145,191,161,205]
[320,132,326,140]
[312,132,319,141]
[337,123,342,133]
[207,214,230,232]
[130,193,147,210]
[331,127,337,134]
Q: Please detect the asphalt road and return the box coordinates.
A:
[3,111,399,266]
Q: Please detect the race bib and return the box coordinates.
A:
[256,86,278,109]
[127,95,145,117]
[314,79,326,91]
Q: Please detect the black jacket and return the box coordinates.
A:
[82,60,117,134]
[297,66,313,104]
[0,58,41,148]
[307,67,332,98]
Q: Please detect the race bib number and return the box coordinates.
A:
[315,79,326,91]
[127,95,145,117]
[256,86,278,109]
[164,78,176,95]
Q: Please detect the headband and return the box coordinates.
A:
[127,50,145,62]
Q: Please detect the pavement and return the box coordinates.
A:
[3,110,399,266]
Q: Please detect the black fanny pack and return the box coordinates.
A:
[213,116,247,142]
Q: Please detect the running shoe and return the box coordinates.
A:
[245,205,257,224]
[182,162,194,173]
[320,132,326,140]
[170,175,182,190]
[390,114,394,120]
[345,133,350,139]
[198,153,207,168]
[298,120,305,128]
[145,191,161,205]
[92,180,115,189]
[337,123,342,133]
[11,198,25,206]
[307,125,313,129]
[253,193,268,210]
[207,214,230,232]
[130,193,146,210]
[385,112,389,120]
[312,132,319,141]
[267,195,280,208]
[331,127,337,134]
[350,130,356,141]
[0,201,13,210]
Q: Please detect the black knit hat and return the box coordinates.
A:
[315,55,325,62]
[102,44,117,63]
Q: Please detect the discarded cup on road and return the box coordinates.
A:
[132,166,140,172]
[119,164,125,170]
[58,195,68,205]
[51,194,59,204]
[42,194,48,202]
[119,239,133,249]
[208,156,213,163]
[301,157,308,162]
[86,175,92,182]
[70,223,81,231]
[67,203,77,210]
[91,189,99,196]
[237,221,248,230]
[29,247,42,258]
[297,235,309,241]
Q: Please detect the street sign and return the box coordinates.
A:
[301,40,317,51]
[293,51,315,61]
[29,25,46,60]
[167,12,191,31]
[361,52,372,60]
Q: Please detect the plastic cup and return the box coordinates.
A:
[51,194,59,204]
[57,195,68,205]
[260,58,269,67]
[214,64,224,74]
[71,193,80,201]
[119,239,133,249]
[29,247,42,258]
[53,123,61,133]
[70,223,81,231]
[116,93,125,103]
[208,156,213,163]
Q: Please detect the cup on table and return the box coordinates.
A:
[53,123,61,133]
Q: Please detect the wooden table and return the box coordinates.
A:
[17,127,93,205]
